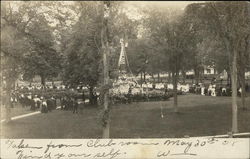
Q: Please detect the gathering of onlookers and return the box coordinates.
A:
[189,82,250,97]
[3,79,250,117]
[14,92,57,113]
[8,90,90,115]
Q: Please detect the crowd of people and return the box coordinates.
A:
[6,88,87,115]
[189,82,250,97]
[17,83,68,91]
[109,78,186,104]
[5,79,249,116]
[60,94,86,114]
[8,91,57,113]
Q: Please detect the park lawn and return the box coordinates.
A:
[0,100,62,121]
[1,94,250,138]
[0,105,34,121]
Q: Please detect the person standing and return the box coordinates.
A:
[127,85,132,104]
[33,95,40,109]
[30,96,36,111]
[47,97,54,112]
[72,97,78,114]
[201,84,205,96]
[41,97,48,113]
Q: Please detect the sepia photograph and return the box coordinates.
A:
[1,0,250,142]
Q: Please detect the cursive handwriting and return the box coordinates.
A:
[164,139,193,153]
[6,139,43,150]
[118,141,159,146]
[44,141,82,153]
[2,138,244,159]
[93,148,122,159]
[67,153,91,158]
[16,150,45,159]
[157,150,171,157]
[87,139,116,148]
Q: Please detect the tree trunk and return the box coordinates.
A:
[157,73,160,83]
[152,74,155,83]
[41,75,46,90]
[173,71,178,113]
[140,72,143,87]
[143,71,146,83]
[5,82,12,123]
[102,1,111,139]
[238,40,247,110]
[199,68,203,83]
[89,86,95,105]
[240,73,246,110]
[227,73,231,85]
[194,67,199,84]
[238,56,246,110]
[231,47,238,133]
[52,78,55,88]
[181,69,186,84]
[173,55,179,113]
[102,47,110,138]
[168,71,172,83]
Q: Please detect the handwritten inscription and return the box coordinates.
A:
[44,141,82,153]
[1,138,245,159]
[6,139,43,150]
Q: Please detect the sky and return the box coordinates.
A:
[3,1,204,41]
[124,1,203,9]
[121,1,204,20]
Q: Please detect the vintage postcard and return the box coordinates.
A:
[1,1,250,158]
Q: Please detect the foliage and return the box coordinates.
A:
[63,2,102,88]
[1,1,63,86]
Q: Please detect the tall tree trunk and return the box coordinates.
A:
[168,71,172,83]
[102,1,111,139]
[52,78,55,88]
[173,56,179,113]
[181,69,186,84]
[157,73,160,83]
[143,71,146,83]
[173,71,178,113]
[192,74,194,84]
[239,34,249,111]
[227,72,231,85]
[238,52,246,110]
[89,86,95,105]
[231,47,238,133]
[5,81,12,123]
[199,68,203,83]
[41,75,46,90]
[102,47,110,138]
[140,72,143,87]
[152,74,155,83]
[194,67,199,84]
[240,73,246,110]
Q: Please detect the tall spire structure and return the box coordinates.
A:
[118,38,127,73]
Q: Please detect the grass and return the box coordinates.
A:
[0,105,34,120]
[1,94,250,138]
